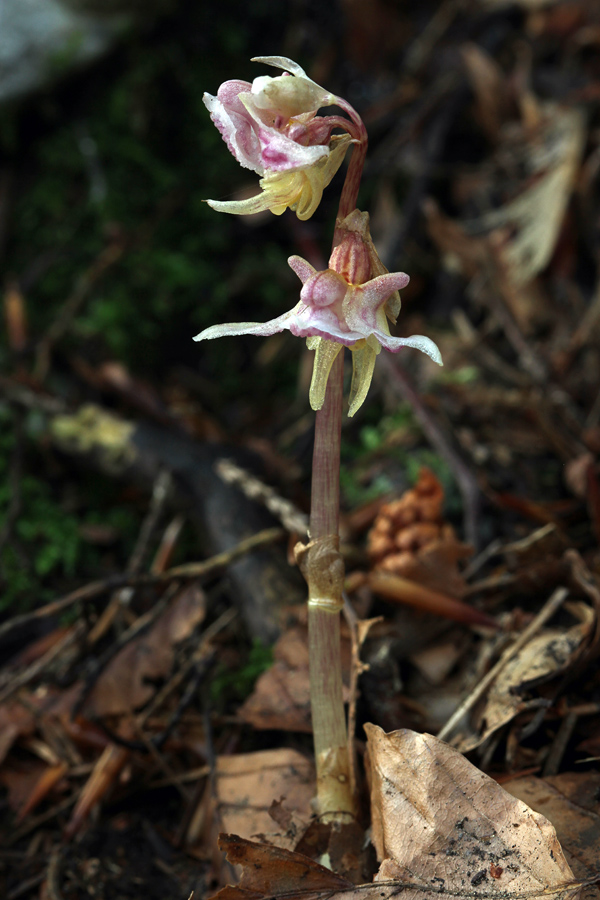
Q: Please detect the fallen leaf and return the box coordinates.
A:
[213,834,353,900]
[365,725,579,900]
[188,748,314,855]
[209,731,588,900]
[505,773,600,900]
[84,583,206,716]
[0,759,52,813]
[0,700,36,765]
[475,107,585,286]
[64,742,131,839]
[452,602,595,752]
[16,761,68,821]
[239,623,350,732]
[462,44,510,141]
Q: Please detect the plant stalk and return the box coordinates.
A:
[305,352,353,819]
[303,128,367,821]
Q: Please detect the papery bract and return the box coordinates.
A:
[193,211,442,416]
[203,57,356,220]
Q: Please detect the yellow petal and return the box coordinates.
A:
[348,338,380,417]
[309,340,343,410]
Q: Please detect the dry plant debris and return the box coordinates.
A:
[452,601,597,753]
[367,468,473,599]
[366,726,581,900]
[239,617,351,733]
[213,728,594,900]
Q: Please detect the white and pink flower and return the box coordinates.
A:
[194,210,442,415]
[204,57,356,220]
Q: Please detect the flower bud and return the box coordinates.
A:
[329,231,371,285]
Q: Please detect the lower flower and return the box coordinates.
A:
[193,210,442,416]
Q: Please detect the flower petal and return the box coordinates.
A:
[288,255,317,283]
[286,304,363,343]
[376,331,443,365]
[309,339,343,411]
[251,73,333,117]
[203,84,262,173]
[255,126,329,172]
[193,311,294,342]
[205,192,283,216]
[348,340,379,417]
[250,56,309,78]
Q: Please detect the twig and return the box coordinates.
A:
[543,711,578,777]
[7,871,46,900]
[6,795,76,846]
[0,526,284,641]
[88,470,175,645]
[45,848,64,900]
[73,583,179,719]
[0,623,85,705]
[215,458,308,535]
[342,593,362,802]
[379,355,482,548]
[136,607,235,726]
[437,586,569,741]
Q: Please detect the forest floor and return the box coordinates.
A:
[2,2,600,899]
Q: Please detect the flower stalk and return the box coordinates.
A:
[297,120,368,820]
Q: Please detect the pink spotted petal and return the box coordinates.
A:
[288,255,317,284]
[359,272,410,308]
[257,127,329,172]
[204,82,262,173]
[286,304,365,344]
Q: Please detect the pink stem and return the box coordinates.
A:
[306,100,367,818]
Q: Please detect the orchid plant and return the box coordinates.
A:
[196,57,442,821]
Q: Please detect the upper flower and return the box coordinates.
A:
[204,57,357,220]
[193,210,442,415]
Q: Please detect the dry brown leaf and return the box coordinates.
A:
[365,725,579,900]
[462,44,510,141]
[239,623,350,732]
[214,834,354,900]
[209,735,590,900]
[505,773,600,900]
[64,742,131,839]
[0,700,37,765]
[0,759,53,813]
[189,748,314,855]
[16,761,68,821]
[84,583,206,716]
[452,602,595,753]
[467,106,585,286]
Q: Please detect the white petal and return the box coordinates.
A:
[251,56,308,78]
[193,311,293,342]
[377,332,443,365]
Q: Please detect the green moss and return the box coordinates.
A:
[209,639,274,707]
[0,407,140,613]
